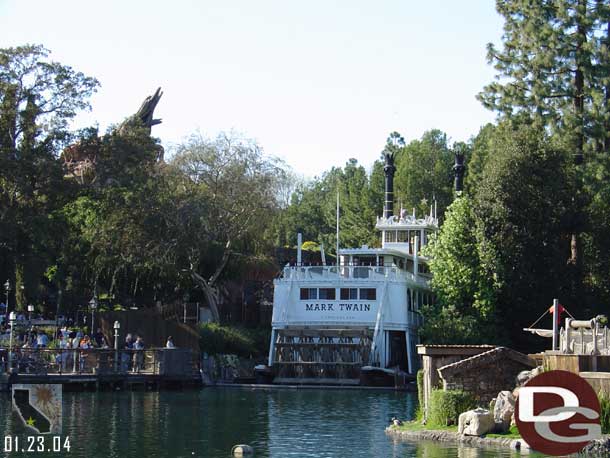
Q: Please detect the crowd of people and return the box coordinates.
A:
[1,316,179,374]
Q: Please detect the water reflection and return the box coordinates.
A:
[1,389,524,458]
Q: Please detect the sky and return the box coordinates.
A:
[1,0,503,178]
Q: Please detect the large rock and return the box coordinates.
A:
[516,370,532,386]
[493,391,516,432]
[458,408,495,436]
[516,365,543,386]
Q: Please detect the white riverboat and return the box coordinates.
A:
[267,149,441,385]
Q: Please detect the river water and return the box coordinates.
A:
[0,388,526,458]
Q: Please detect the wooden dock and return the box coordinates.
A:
[4,372,202,391]
[1,348,202,392]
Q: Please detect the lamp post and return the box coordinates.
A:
[3,280,10,328]
[89,297,97,336]
[8,311,16,371]
[113,320,120,372]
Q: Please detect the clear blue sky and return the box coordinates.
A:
[1,0,503,177]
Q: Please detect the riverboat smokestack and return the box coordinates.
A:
[453,149,465,194]
[383,132,404,218]
[383,152,396,218]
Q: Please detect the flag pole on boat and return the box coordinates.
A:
[336,190,340,265]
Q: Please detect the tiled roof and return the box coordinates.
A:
[437,346,536,378]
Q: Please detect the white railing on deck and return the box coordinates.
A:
[280,265,424,284]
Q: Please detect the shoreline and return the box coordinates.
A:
[385,426,610,456]
[385,427,524,451]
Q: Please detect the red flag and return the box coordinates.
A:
[548,303,566,324]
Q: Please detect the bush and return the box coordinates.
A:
[301,241,319,251]
[199,323,270,358]
[599,392,610,434]
[428,389,477,427]
[416,369,424,421]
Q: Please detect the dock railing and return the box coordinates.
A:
[0,347,196,377]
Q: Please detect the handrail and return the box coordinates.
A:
[0,348,195,376]
[280,265,424,283]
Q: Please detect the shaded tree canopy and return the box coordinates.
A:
[0,44,99,309]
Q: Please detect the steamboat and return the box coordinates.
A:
[266,144,457,386]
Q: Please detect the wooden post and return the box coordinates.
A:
[552,299,559,351]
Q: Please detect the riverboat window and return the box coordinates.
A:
[384,231,396,243]
[340,288,358,300]
[397,230,408,243]
[300,288,317,300]
[319,288,336,300]
[359,288,376,300]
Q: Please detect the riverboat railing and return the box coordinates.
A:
[280,265,426,283]
[0,348,196,376]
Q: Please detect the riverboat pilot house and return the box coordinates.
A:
[268,145,439,385]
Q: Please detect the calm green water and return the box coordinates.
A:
[0,388,524,458]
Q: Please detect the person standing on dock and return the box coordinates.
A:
[36,331,48,348]
[132,336,144,373]
[57,334,69,372]
[166,336,175,348]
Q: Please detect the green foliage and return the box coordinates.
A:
[423,196,496,344]
[473,124,574,347]
[478,0,610,154]
[416,369,425,421]
[199,323,270,358]
[301,241,319,251]
[599,392,610,434]
[395,129,455,220]
[486,424,521,439]
[464,124,496,194]
[0,44,99,309]
[276,157,383,252]
[427,390,477,427]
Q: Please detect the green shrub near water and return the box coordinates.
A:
[415,369,424,421]
[599,392,610,434]
[198,323,270,358]
[427,389,477,427]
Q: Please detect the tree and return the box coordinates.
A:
[473,124,575,348]
[394,129,455,220]
[55,131,166,308]
[478,1,610,275]
[464,124,496,194]
[276,157,384,254]
[0,44,98,309]
[168,132,286,321]
[423,196,497,344]
[478,0,610,157]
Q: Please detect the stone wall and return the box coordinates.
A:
[417,345,494,416]
[442,359,529,404]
